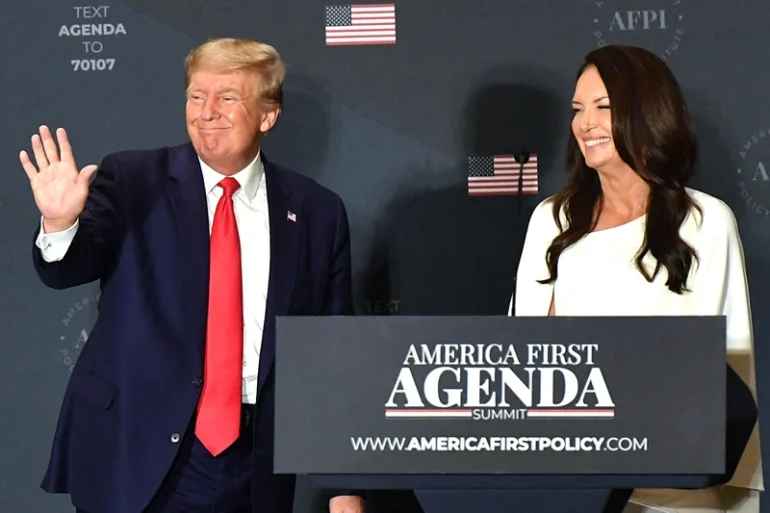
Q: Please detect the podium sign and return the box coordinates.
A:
[274,316,725,475]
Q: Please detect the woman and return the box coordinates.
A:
[511,45,762,513]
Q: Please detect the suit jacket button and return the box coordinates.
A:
[171,433,181,443]
[192,378,202,387]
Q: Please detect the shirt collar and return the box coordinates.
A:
[198,151,263,202]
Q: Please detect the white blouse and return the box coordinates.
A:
[509,188,762,513]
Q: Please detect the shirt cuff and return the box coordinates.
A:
[36,217,79,262]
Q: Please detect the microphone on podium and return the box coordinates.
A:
[511,149,532,292]
[513,150,530,165]
[513,148,531,224]
[513,150,531,192]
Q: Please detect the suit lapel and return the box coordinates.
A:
[167,144,210,371]
[258,155,302,393]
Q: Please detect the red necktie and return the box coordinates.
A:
[195,177,244,456]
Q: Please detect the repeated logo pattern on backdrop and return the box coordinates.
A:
[56,295,99,374]
[1,1,768,512]
[592,0,687,60]
[736,128,770,219]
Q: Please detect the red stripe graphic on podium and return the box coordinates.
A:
[526,409,615,418]
[385,409,473,418]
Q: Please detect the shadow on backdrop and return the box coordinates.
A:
[683,89,742,208]
[266,72,398,317]
[384,65,569,316]
[261,73,399,319]
[353,232,398,316]
[262,73,331,182]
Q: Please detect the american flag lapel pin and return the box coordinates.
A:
[287,210,297,222]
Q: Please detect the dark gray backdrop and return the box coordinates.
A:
[1,0,768,512]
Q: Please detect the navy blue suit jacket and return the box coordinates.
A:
[32,143,354,513]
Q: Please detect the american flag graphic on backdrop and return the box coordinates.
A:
[467,154,539,196]
[325,4,397,46]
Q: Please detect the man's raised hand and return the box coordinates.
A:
[20,126,97,232]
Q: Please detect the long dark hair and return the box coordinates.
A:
[540,45,701,294]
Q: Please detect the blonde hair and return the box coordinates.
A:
[184,38,285,109]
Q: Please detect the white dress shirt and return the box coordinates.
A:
[35,152,271,404]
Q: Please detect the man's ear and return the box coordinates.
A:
[260,107,281,134]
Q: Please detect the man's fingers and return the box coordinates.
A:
[19,151,38,181]
[79,164,98,184]
[57,128,75,166]
[39,125,60,164]
[31,134,50,170]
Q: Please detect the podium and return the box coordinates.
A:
[273,316,757,513]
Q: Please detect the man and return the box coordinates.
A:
[20,38,364,513]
